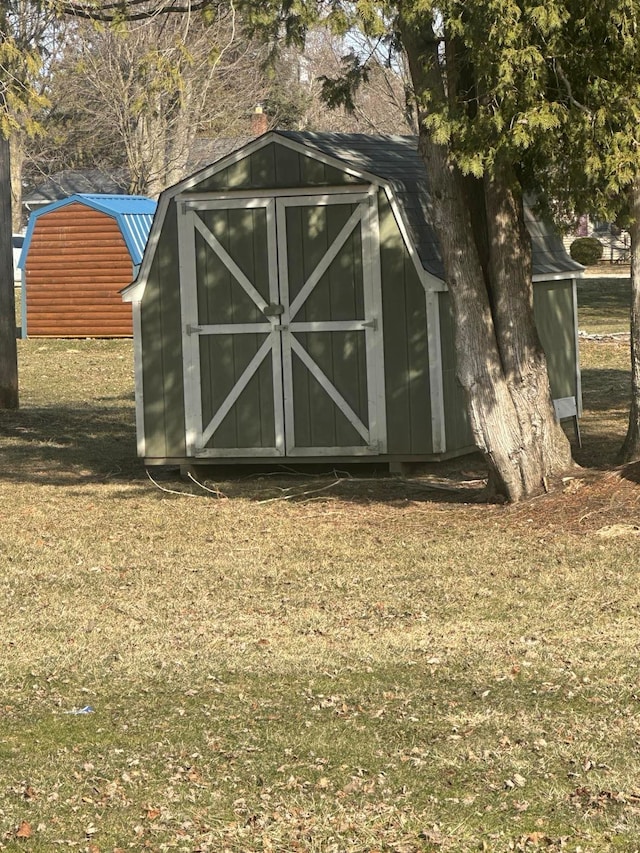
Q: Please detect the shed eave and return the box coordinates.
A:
[532,269,585,282]
[121,277,143,303]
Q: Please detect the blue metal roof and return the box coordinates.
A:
[19,193,157,269]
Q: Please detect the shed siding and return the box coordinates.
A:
[192,143,361,193]
[378,191,433,454]
[140,204,186,458]
[26,203,134,337]
[437,281,579,455]
[533,280,578,401]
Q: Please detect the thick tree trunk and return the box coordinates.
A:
[417,131,557,500]
[0,134,19,409]
[400,15,573,501]
[618,178,640,462]
[483,166,574,487]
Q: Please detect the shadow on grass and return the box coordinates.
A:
[163,456,492,505]
[581,367,630,412]
[0,397,489,502]
[0,398,144,486]
[0,371,629,500]
[577,276,630,316]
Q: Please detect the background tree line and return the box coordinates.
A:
[7,1,414,229]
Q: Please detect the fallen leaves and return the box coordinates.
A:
[505,773,527,790]
[15,820,32,839]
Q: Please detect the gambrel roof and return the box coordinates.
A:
[278,131,583,280]
[125,130,581,304]
[20,194,157,270]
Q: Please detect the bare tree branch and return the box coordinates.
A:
[51,0,220,23]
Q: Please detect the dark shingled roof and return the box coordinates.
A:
[186,137,254,175]
[23,169,129,207]
[277,130,582,280]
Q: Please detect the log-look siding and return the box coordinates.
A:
[26,203,133,337]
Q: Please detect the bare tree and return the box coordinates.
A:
[300,27,416,135]
[42,7,269,196]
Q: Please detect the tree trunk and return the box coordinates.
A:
[400,15,573,501]
[0,134,19,409]
[483,165,574,486]
[618,178,640,462]
[10,132,24,233]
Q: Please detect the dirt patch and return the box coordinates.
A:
[504,464,640,536]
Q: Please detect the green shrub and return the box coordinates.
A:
[570,236,603,266]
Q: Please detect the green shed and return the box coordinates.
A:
[122,131,583,467]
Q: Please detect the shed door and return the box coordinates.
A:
[178,191,385,458]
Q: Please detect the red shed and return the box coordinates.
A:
[19,194,156,337]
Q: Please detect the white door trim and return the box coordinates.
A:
[178,198,285,457]
[179,191,386,458]
[276,193,385,456]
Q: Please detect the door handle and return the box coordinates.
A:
[263,303,284,317]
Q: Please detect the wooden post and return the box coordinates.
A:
[0,133,19,409]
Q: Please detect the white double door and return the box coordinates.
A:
[178,189,386,457]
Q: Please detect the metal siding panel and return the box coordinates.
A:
[533,280,577,400]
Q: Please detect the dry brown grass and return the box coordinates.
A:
[0,322,639,852]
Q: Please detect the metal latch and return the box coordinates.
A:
[362,318,378,330]
[186,323,203,335]
[263,303,285,317]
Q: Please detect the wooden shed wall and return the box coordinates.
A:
[139,147,440,461]
[194,141,361,192]
[436,278,580,457]
[26,203,134,337]
[377,191,433,455]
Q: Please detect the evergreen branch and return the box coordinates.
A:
[554,58,590,114]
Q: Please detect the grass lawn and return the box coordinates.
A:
[0,284,639,852]
[576,275,630,336]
